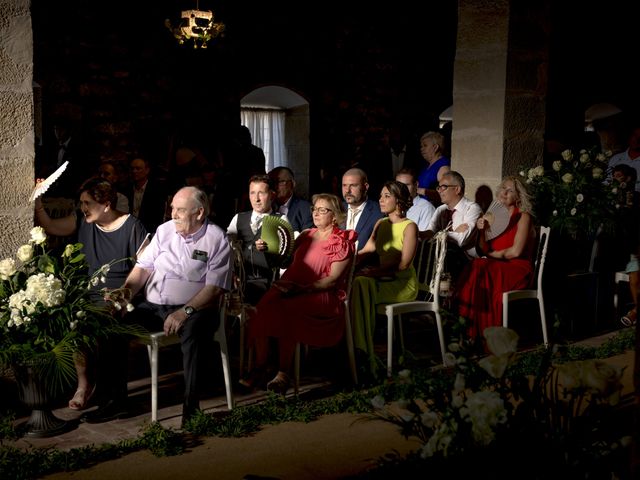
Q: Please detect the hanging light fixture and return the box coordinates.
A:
[165,1,225,49]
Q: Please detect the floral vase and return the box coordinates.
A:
[13,363,73,438]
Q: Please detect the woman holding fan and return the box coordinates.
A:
[456,176,536,345]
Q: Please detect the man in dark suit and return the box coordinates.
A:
[126,157,168,234]
[341,167,383,249]
[268,166,313,233]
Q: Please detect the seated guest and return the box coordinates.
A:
[455,176,535,344]
[98,161,130,213]
[350,180,418,376]
[423,170,483,281]
[268,166,313,233]
[34,176,147,412]
[240,193,357,394]
[101,186,232,425]
[227,174,290,305]
[395,167,436,231]
[341,167,384,249]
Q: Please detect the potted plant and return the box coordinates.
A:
[0,227,142,437]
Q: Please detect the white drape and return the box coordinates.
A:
[241,108,286,172]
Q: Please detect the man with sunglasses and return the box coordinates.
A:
[424,170,482,279]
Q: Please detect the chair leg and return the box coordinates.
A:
[387,310,394,377]
[294,343,301,395]
[434,311,446,365]
[538,295,548,346]
[148,342,159,422]
[344,312,358,385]
[215,327,234,410]
[502,294,509,329]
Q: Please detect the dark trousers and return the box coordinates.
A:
[99,301,219,410]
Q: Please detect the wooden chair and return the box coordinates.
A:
[138,295,234,422]
[293,240,359,394]
[378,233,449,377]
[502,226,551,345]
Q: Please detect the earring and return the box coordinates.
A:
[104,207,109,213]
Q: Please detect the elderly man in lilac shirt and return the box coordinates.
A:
[82,186,232,426]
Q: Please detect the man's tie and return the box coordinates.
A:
[251,215,264,235]
[443,208,454,229]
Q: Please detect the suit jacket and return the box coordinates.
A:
[126,180,168,234]
[342,199,384,250]
[280,195,313,232]
[45,136,93,198]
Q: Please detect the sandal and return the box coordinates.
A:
[68,385,96,410]
[266,371,290,395]
[621,308,637,327]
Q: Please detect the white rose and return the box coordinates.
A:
[592,167,603,179]
[552,160,562,172]
[552,210,558,216]
[0,258,17,280]
[17,244,34,262]
[596,153,606,162]
[533,165,544,177]
[63,244,75,258]
[576,193,584,203]
[570,208,577,216]
[126,303,135,312]
[580,153,589,163]
[30,226,47,245]
[561,149,573,161]
[562,173,573,184]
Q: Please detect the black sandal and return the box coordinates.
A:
[266,371,290,395]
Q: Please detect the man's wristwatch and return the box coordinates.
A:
[184,305,196,317]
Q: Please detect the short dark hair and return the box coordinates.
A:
[443,170,466,195]
[269,166,295,180]
[79,176,118,208]
[249,174,274,191]
[382,180,413,215]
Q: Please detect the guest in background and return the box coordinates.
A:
[395,167,435,231]
[126,157,168,234]
[455,176,535,344]
[341,168,384,250]
[607,125,640,191]
[34,176,147,412]
[227,174,289,305]
[98,161,129,213]
[351,180,418,376]
[268,166,313,233]
[417,131,451,205]
[241,194,357,394]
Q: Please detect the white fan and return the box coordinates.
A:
[483,200,511,241]
[29,161,69,202]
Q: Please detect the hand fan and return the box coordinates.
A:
[261,214,295,266]
[483,200,511,241]
[29,161,69,202]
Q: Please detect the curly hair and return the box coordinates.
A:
[79,176,118,208]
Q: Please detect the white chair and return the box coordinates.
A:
[380,232,449,377]
[293,240,359,394]
[139,295,234,422]
[613,271,630,311]
[502,226,551,346]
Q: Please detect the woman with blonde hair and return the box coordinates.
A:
[456,175,536,343]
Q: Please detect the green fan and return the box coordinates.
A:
[261,214,295,267]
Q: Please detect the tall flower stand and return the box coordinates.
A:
[13,364,73,438]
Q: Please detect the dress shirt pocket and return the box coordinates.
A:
[185,258,208,282]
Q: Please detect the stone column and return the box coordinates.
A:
[452,0,549,200]
[0,0,34,258]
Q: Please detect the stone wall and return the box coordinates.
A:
[0,0,34,259]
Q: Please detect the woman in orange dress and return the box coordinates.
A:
[456,176,535,342]
[241,193,357,394]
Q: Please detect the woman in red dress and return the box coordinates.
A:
[456,176,535,342]
[241,193,357,394]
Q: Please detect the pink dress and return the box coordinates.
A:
[457,208,534,340]
[248,227,358,347]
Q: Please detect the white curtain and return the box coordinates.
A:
[241,108,286,172]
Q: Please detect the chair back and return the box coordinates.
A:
[415,233,448,304]
[533,226,550,292]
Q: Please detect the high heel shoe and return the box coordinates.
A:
[266,371,290,395]
[68,385,96,410]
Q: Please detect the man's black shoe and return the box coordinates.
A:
[80,399,129,424]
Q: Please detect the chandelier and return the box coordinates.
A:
[165,2,225,49]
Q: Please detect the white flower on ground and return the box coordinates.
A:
[371,395,385,410]
[420,410,439,428]
[552,160,562,171]
[0,258,17,280]
[421,422,456,458]
[16,244,34,262]
[571,208,577,216]
[562,173,574,184]
[30,226,46,245]
[576,193,584,203]
[484,327,518,356]
[459,390,507,446]
[443,352,457,367]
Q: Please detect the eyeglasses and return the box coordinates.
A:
[436,184,457,192]
[310,207,332,215]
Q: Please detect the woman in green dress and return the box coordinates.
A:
[351,180,418,376]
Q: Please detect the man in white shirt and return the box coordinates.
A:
[607,125,640,192]
[227,174,289,304]
[424,170,482,278]
[396,167,435,231]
